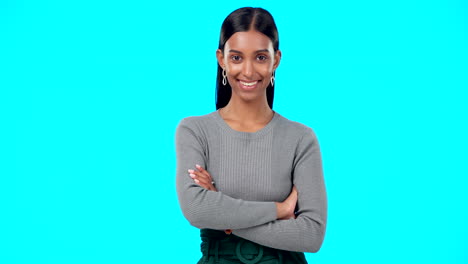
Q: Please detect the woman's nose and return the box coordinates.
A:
[241,60,254,78]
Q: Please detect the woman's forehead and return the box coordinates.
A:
[225,30,273,53]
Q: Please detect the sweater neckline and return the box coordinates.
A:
[212,109,280,139]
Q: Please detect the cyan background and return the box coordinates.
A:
[3,0,467,263]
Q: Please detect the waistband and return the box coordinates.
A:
[199,229,296,264]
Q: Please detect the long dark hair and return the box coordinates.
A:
[215,7,279,110]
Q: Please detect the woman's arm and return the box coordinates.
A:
[176,118,279,230]
[190,165,298,234]
[189,165,298,220]
[231,127,327,253]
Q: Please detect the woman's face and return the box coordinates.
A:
[217,30,281,104]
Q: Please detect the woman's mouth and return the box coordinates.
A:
[238,80,259,90]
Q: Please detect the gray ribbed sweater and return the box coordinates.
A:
[175,110,327,253]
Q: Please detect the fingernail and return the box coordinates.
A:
[189,174,196,178]
[188,169,194,173]
[194,179,200,183]
[195,164,201,168]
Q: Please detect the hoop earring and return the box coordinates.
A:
[270,72,275,87]
[222,68,227,86]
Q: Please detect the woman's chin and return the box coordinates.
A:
[236,93,265,104]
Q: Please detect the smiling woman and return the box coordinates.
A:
[216,30,281,112]
[215,7,280,111]
[175,7,327,264]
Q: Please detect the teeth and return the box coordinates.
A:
[240,81,257,86]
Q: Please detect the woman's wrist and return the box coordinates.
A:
[275,202,285,219]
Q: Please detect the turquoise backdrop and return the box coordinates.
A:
[3,0,467,263]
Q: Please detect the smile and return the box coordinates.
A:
[240,80,258,86]
[238,80,259,90]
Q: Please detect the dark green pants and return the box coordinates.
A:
[197,229,308,264]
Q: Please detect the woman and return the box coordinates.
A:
[176,7,327,264]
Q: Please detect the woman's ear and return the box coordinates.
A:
[216,49,225,68]
[273,50,282,70]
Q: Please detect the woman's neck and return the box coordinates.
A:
[220,96,274,124]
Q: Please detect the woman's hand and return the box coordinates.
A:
[189,165,232,233]
[276,186,298,220]
[188,164,217,192]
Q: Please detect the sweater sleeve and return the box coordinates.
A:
[231,127,327,253]
[175,118,278,230]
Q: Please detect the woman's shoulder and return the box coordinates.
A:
[274,113,320,148]
[275,112,317,136]
[177,111,218,130]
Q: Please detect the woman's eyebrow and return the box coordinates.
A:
[228,49,270,54]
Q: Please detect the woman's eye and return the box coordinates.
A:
[231,55,241,61]
[257,55,268,61]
